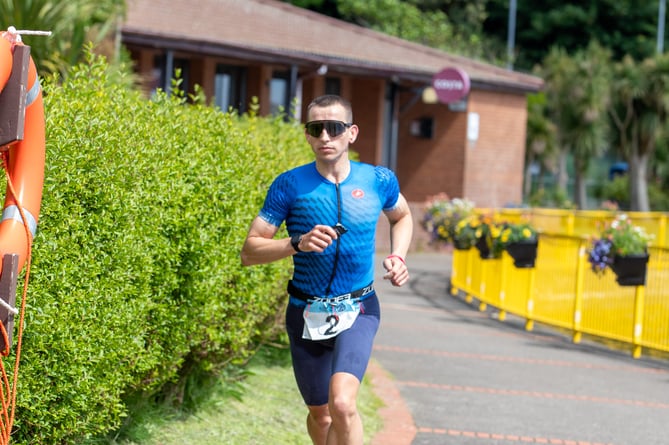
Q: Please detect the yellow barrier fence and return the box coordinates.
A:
[450,235,669,358]
[479,207,669,247]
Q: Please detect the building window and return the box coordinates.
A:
[215,65,247,113]
[270,71,289,116]
[153,54,190,97]
[325,77,341,95]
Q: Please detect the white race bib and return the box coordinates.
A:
[302,299,361,341]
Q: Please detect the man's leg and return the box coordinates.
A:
[307,403,331,445]
[326,372,363,445]
[286,302,336,444]
[324,297,380,444]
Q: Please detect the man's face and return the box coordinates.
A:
[305,104,358,163]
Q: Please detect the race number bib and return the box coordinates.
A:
[302,299,361,341]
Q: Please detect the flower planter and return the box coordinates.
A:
[453,239,473,251]
[506,240,538,268]
[610,253,649,286]
[475,237,498,259]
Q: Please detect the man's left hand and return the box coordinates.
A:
[383,255,409,286]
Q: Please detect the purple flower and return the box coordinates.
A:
[588,238,614,273]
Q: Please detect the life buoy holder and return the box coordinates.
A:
[0,31,45,276]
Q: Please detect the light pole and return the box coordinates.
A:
[507,0,517,70]
[658,0,666,54]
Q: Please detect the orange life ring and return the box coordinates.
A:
[0,35,45,275]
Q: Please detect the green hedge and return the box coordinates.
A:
[6,53,311,443]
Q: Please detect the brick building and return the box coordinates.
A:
[121,0,543,226]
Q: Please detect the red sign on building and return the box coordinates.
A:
[432,67,470,104]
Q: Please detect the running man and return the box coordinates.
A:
[241,94,413,445]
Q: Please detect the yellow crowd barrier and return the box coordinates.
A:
[450,209,669,359]
[483,207,669,247]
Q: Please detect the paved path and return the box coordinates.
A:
[369,252,669,445]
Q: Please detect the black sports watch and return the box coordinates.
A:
[290,234,303,252]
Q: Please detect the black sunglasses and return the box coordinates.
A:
[305,120,352,138]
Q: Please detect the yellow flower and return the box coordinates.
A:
[501,228,511,243]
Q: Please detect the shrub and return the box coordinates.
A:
[3,51,311,443]
[597,174,669,211]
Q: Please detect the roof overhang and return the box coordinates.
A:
[122,30,541,95]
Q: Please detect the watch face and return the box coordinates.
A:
[291,234,302,252]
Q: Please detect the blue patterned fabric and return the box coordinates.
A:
[259,161,400,297]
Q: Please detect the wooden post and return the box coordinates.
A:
[0,254,20,353]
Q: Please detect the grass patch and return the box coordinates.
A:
[111,341,384,445]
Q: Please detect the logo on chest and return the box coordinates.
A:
[351,189,365,199]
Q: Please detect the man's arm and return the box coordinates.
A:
[240,216,295,266]
[382,193,413,286]
[240,217,341,266]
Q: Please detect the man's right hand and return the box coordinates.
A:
[298,224,340,252]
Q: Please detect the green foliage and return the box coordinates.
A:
[287,0,495,61]
[597,175,630,209]
[498,222,538,247]
[596,174,669,211]
[473,214,505,259]
[339,0,456,47]
[599,214,653,256]
[525,93,557,170]
[527,186,575,209]
[6,51,311,443]
[283,0,669,210]
[468,216,539,261]
[588,214,653,273]
[114,343,383,445]
[452,215,479,249]
[0,0,124,77]
[289,0,665,72]
[647,182,669,211]
[483,0,660,71]
[540,41,612,208]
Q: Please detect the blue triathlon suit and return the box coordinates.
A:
[258,161,401,406]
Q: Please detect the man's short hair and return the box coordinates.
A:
[307,95,353,122]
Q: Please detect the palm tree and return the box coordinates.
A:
[541,42,611,208]
[608,53,669,211]
[524,92,558,199]
[0,0,124,77]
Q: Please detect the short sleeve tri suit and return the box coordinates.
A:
[259,161,401,406]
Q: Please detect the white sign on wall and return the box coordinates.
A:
[467,112,480,142]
